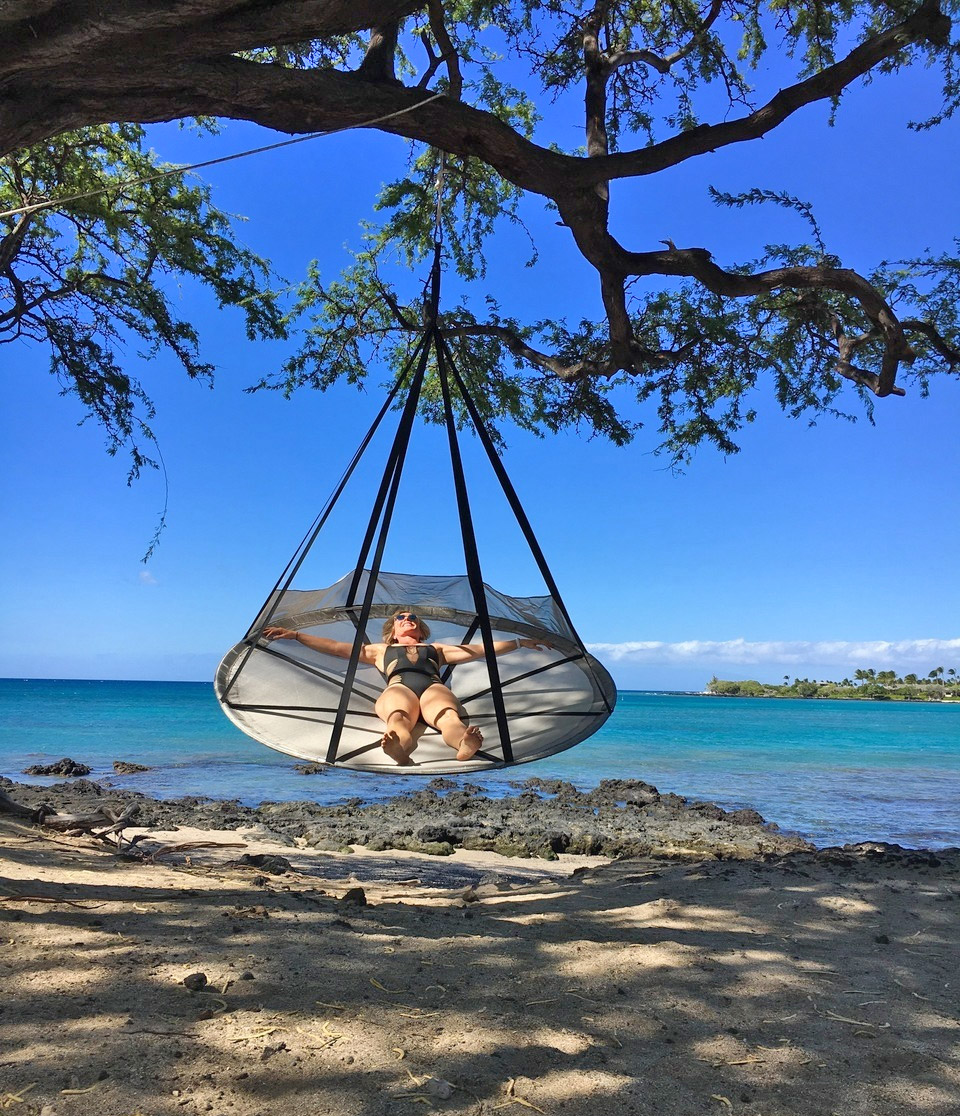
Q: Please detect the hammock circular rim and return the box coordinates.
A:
[215,602,617,775]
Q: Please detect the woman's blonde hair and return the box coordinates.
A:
[382,609,431,644]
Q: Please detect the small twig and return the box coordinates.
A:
[823,1010,891,1028]
[0,893,100,908]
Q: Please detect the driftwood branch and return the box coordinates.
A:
[0,787,142,846]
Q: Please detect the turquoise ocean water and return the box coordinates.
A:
[1,678,958,849]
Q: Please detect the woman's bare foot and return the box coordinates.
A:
[455,724,483,761]
[381,728,414,765]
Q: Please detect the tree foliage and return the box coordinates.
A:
[3,0,960,461]
[1,122,285,473]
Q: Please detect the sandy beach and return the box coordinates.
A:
[2,780,958,1116]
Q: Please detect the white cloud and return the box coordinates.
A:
[138,569,159,586]
[587,637,960,670]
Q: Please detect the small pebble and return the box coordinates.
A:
[424,1077,455,1100]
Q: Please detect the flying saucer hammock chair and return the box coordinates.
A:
[215,247,616,774]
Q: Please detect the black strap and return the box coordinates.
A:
[439,334,612,713]
[440,615,480,684]
[457,652,587,705]
[221,341,426,704]
[248,337,425,637]
[325,245,444,763]
[436,339,514,763]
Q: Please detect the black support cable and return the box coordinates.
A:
[248,336,427,639]
[221,341,429,704]
[440,336,613,713]
[250,642,382,701]
[325,243,444,764]
[457,652,587,705]
[440,615,481,684]
[324,350,430,763]
[436,339,514,763]
[343,247,442,608]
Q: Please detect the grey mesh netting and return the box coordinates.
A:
[215,248,616,773]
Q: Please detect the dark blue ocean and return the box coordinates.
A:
[1,678,958,849]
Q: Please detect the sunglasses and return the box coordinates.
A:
[394,613,419,622]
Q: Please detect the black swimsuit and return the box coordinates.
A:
[381,644,444,697]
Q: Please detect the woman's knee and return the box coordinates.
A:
[427,704,462,728]
[376,690,418,722]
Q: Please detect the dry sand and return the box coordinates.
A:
[2,818,958,1116]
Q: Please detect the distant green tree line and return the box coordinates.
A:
[706,668,959,701]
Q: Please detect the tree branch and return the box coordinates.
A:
[0,1,424,83]
[901,318,960,366]
[620,246,912,393]
[1,3,948,198]
[356,21,401,82]
[441,320,695,382]
[606,0,723,75]
[0,211,33,272]
[598,1,951,183]
[426,0,462,101]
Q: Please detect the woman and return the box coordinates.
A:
[262,611,548,765]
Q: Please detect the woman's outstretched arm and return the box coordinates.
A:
[438,637,549,665]
[262,626,379,664]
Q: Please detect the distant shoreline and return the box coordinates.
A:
[705,678,960,703]
[703,692,960,703]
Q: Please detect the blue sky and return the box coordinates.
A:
[2,44,959,690]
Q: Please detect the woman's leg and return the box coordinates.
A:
[419,685,483,761]
[374,685,420,764]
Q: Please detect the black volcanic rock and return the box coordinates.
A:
[4,776,816,861]
[23,757,91,777]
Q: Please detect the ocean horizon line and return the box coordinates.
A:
[1,676,701,695]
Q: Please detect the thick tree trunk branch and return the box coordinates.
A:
[582,4,611,207]
[0,1,423,82]
[1,3,945,193]
[0,59,571,188]
[357,22,401,82]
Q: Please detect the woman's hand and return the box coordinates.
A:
[262,626,296,641]
[515,637,550,652]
